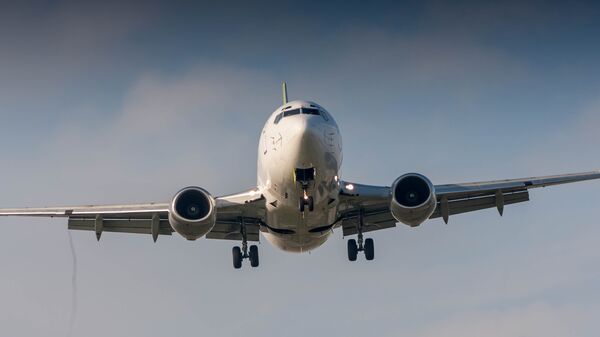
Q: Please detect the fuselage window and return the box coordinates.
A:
[320,110,330,121]
[274,113,283,124]
[283,109,301,117]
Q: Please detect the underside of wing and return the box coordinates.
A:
[337,170,600,233]
[434,171,600,198]
[0,203,173,240]
[206,188,265,242]
[0,187,267,242]
[433,171,600,223]
[336,183,396,236]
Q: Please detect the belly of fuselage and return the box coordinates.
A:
[263,231,331,253]
[262,192,338,252]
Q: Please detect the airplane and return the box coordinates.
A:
[1,83,599,269]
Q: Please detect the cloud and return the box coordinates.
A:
[516,97,600,172]
[115,65,273,133]
[0,1,158,106]
[414,302,590,337]
[0,62,279,205]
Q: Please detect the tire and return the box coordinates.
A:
[364,238,375,261]
[347,239,358,261]
[299,198,305,212]
[308,197,314,212]
[232,246,243,269]
[249,245,259,268]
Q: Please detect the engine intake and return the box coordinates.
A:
[390,173,436,227]
[169,187,216,240]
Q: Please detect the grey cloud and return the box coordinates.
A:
[413,302,592,337]
[517,97,600,172]
[0,1,157,106]
[0,62,279,206]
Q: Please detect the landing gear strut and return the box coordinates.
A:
[295,168,315,213]
[347,209,375,261]
[299,189,314,212]
[232,217,259,269]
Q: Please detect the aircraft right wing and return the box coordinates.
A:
[337,171,600,236]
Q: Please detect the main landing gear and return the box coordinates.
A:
[347,238,374,261]
[232,245,259,269]
[347,209,375,261]
[232,218,259,269]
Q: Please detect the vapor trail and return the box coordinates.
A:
[67,231,78,337]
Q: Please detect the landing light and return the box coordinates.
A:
[345,184,354,191]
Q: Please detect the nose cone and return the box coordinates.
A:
[288,116,324,164]
[300,118,322,147]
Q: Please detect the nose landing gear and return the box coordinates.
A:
[299,190,314,212]
[295,168,315,213]
[232,217,260,269]
[347,209,375,261]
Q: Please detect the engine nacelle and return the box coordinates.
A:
[390,173,437,227]
[168,187,216,240]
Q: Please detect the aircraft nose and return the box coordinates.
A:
[289,117,324,168]
[299,117,322,147]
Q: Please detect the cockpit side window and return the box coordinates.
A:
[274,113,283,124]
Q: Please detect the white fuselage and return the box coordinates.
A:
[257,100,343,252]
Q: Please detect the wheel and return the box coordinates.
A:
[347,239,358,261]
[364,238,374,261]
[249,245,259,268]
[232,246,243,269]
[299,198,305,212]
[308,196,314,212]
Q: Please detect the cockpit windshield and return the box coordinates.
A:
[283,109,301,117]
[274,107,325,124]
[301,108,320,115]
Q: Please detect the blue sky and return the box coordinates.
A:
[0,1,600,336]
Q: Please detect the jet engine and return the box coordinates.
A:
[169,187,216,240]
[390,173,437,227]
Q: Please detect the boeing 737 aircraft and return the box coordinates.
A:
[1,83,599,269]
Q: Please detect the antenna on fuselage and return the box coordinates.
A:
[282,82,288,105]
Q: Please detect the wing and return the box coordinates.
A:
[0,188,266,242]
[337,171,600,236]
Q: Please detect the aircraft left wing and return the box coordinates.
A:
[337,171,600,236]
[0,188,266,242]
